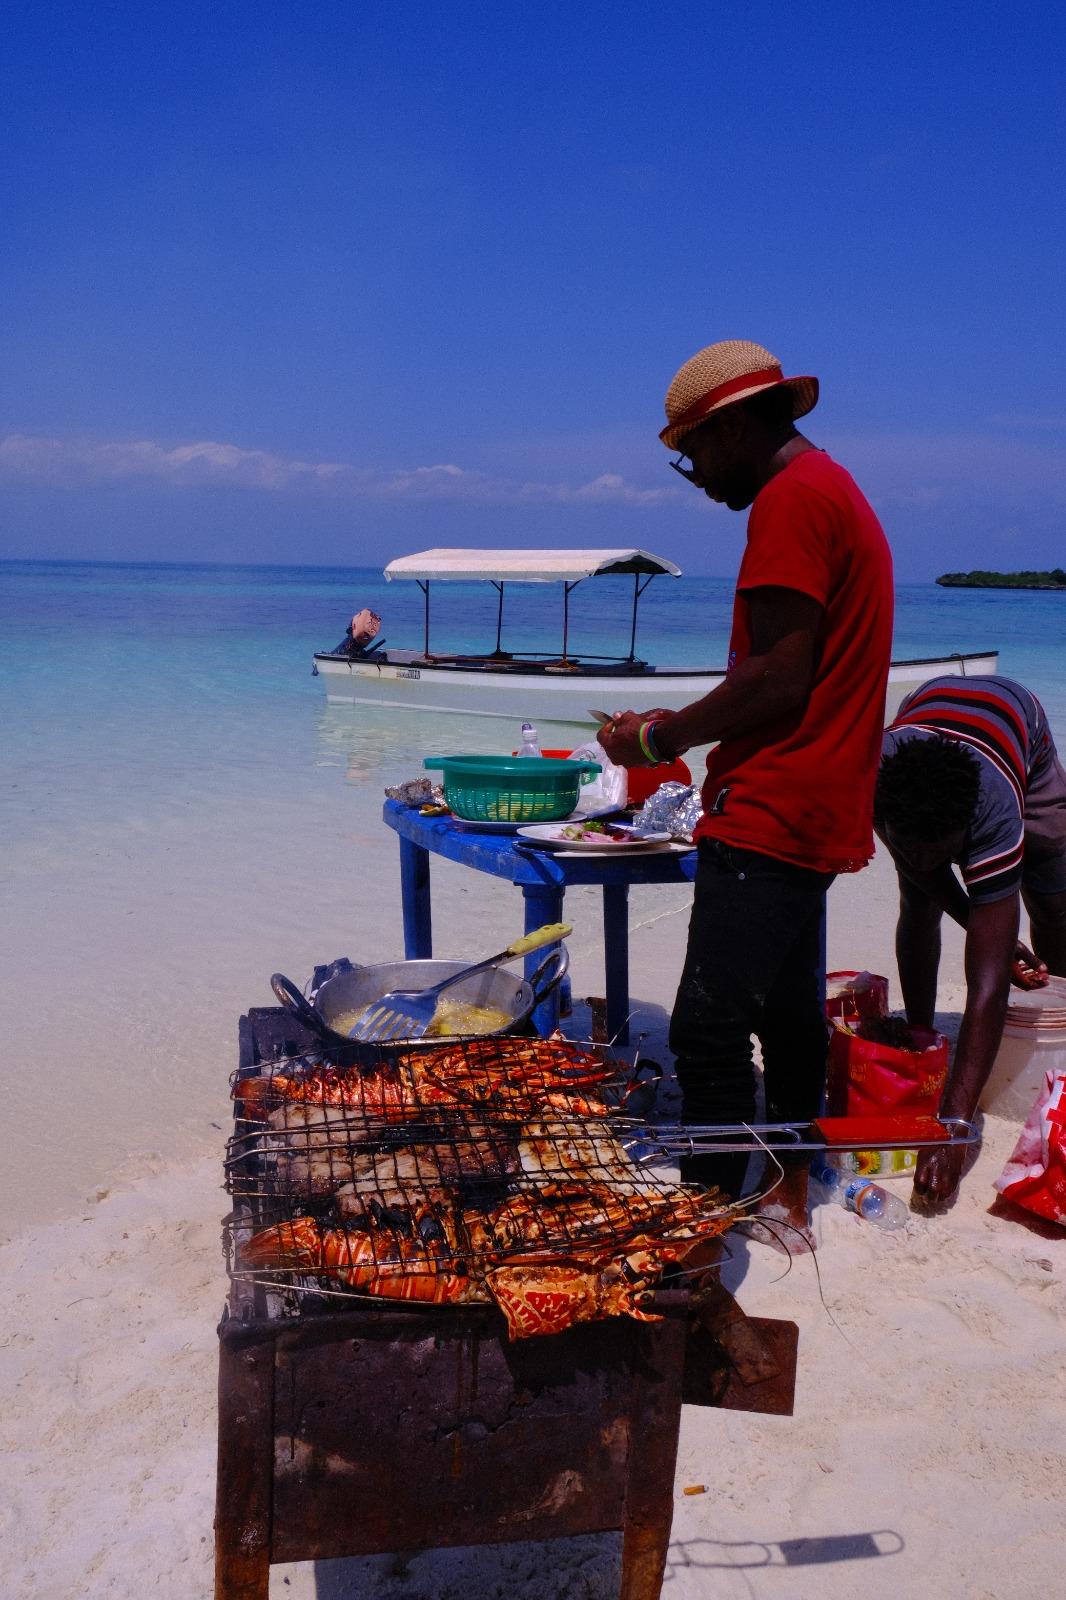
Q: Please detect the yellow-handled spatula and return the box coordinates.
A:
[348,922,572,1044]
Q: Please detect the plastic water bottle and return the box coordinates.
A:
[517,722,542,757]
[811,1159,909,1230]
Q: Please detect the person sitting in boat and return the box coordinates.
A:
[875,674,1066,1207]
[333,608,382,656]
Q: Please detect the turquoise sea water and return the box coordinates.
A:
[4,559,1066,792]
[2,558,1064,1229]
[3,558,1066,868]
[6,552,1065,912]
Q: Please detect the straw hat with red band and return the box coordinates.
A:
[659,339,818,451]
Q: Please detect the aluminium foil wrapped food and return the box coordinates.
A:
[632,782,703,841]
[384,778,446,806]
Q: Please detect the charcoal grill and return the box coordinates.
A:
[216,1007,707,1600]
[223,1028,732,1325]
[216,1005,977,1595]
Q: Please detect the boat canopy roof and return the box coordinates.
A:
[383,547,682,583]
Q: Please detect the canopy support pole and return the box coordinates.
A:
[628,574,655,661]
[562,580,581,665]
[492,581,505,656]
[417,580,430,657]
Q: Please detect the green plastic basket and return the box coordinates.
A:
[423,755,601,822]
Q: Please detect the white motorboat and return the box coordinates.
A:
[312,548,998,728]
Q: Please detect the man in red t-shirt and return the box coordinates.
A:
[600,339,894,1241]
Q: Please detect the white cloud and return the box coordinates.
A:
[516,470,678,506]
[0,431,686,508]
[0,432,348,491]
[7,417,1066,528]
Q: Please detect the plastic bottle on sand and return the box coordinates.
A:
[810,1159,909,1230]
[517,722,542,757]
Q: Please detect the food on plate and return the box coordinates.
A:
[554,820,670,845]
[560,820,627,842]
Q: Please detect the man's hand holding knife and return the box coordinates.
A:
[593,709,679,768]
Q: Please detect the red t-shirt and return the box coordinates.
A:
[696,450,894,873]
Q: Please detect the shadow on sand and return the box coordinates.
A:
[303,1526,904,1597]
[663,1528,905,1577]
[308,1533,622,1598]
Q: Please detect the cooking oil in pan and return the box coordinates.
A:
[331,998,513,1040]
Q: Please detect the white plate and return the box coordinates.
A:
[516,824,673,852]
[549,841,690,858]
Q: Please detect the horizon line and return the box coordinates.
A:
[1,554,962,586]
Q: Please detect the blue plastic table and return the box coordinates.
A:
[382,799,698,1043]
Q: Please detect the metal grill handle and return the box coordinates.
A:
[270,972,329,1037]
[528,944,570,1008]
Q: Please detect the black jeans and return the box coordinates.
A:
[669,838,835,1197]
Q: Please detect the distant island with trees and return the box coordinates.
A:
[936,568,1066,590]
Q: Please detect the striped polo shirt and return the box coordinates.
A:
[882,675,1054,902]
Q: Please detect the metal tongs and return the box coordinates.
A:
[618,1114,979,1163]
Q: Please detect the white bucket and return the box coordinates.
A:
[981,978,1066,1122]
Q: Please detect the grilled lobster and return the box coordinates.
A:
[240,1211,485,1306]
[235,1037,617,1122]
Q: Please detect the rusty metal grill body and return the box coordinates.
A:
[215,1007,692,1600]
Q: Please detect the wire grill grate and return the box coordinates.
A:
[224,1035,731,1311]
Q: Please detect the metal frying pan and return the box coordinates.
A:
[270,945,568,1047]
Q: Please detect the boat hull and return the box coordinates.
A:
[313,651,1000,728]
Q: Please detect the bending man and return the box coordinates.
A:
[876,674,1066,1206]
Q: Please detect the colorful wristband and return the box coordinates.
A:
[638,719,663,764]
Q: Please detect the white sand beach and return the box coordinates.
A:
[3,844,1063,1600]
[6,3,1066,1590]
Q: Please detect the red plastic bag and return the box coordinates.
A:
[624,758,693,806]
[826,1019,950,1118]
[995,1070,1066,1226]
[825,970,890,1023]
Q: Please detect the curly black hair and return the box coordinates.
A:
[876,733,982,841]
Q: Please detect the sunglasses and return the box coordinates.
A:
[669,454,702,484]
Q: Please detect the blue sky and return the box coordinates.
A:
[1,1,1064,578]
